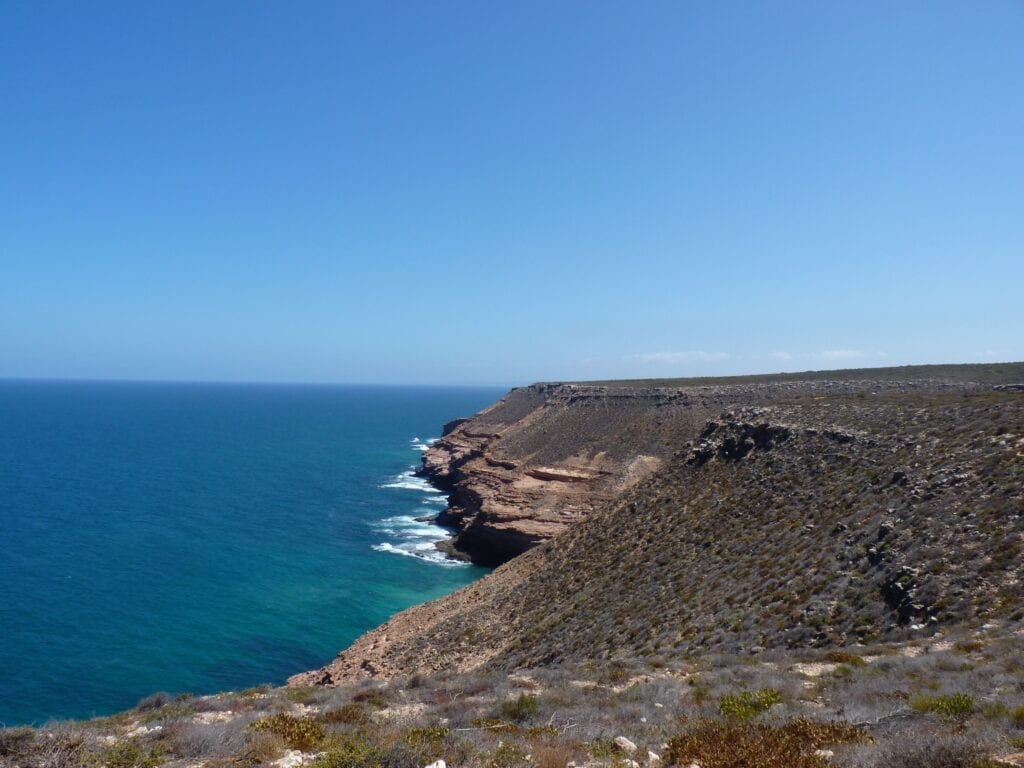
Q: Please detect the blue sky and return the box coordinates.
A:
[2,2,1021,385]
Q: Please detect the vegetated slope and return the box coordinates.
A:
[9,625,1024,768]
[296,386,1024,685]
[422,373,991,566]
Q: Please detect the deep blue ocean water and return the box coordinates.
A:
[0,381,502,726]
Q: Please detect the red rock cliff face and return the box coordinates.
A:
[290,372,1016,687]
[417,378,990,567]
[418,383,729,565]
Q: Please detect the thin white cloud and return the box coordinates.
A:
[625,351,730,365]
[820,349,869,361]
[769,349,881,364]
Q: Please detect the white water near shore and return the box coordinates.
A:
[374,441,461,566]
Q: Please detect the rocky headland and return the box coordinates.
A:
[293,363,1024,688]
[417,375,1003,567]
[6,363,1024,768]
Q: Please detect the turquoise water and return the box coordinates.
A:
[0,381,501,726]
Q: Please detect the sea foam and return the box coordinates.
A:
[380,468,436,492]
[374,441,463,566]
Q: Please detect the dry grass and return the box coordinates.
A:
[666,719,868,768]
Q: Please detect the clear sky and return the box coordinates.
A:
[2,2,1022,385]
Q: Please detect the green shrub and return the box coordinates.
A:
[286,686,317,704]
[1013,705,1024,727]
[490,742,529,768]
[588,738,624,759]
[501,693,538,723]
[909,693,975,720]
[313,733,379,768]
[250,713,326,750]
[404,726,451,760]
[980,702,1009,718]
[102,739,166,768]
[719,689,784,719]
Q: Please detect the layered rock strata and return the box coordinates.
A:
[418,379,982,566]
[292,365,1024,688]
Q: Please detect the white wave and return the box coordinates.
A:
[378,514,419,524]
[380,468,436,492]
[410,436,438,452]
[375,515,448,537]
[421,494,447,505]
[371,542,463,567]
[370,512,464,566]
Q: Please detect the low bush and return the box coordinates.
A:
[101,739,166,768]
[286,686,317,704]
[321,703,369,725]
[490,741,530,768]
[908,693,974,720]
[824,650,866,666]
[719,688,784,719]
[250,713,325,751]
[0,727,35,758]
[1013,704,1024,727]
[244,730,288,764]
[501,693,538,723]
[313,733,379,768]
[532,740,576,768]
[665,719,866,768]
[869,732,983,768]
[588,738,624,759]
[136,692,171,712]
[352,689,390,708]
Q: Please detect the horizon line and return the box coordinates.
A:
[1,360,1020,390]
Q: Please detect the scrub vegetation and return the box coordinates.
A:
[4,627,1024,767]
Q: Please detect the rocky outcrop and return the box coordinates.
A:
[416,384,695,566]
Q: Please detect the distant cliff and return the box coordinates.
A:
[293,363,1024,686]
[416,375,995,566]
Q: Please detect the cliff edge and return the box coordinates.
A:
[293,363,1024,687]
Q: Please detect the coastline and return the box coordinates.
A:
[0,383,502,727]
[289,363,1024,689]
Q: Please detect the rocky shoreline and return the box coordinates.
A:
[414,377,993,567]
[293,364,1024,688]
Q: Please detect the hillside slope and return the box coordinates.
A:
[420,372,1006,566]
[295,366,1024,686]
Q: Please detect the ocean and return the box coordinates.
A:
[0,380,502,726]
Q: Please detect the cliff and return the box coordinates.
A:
[417,375,999,566]
[293,363,1024,687]
[8,365,1024,768]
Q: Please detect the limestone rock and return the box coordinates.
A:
[614,736,637,754]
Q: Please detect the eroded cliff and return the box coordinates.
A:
[417,378,987,566]
[293,365,1024,688]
